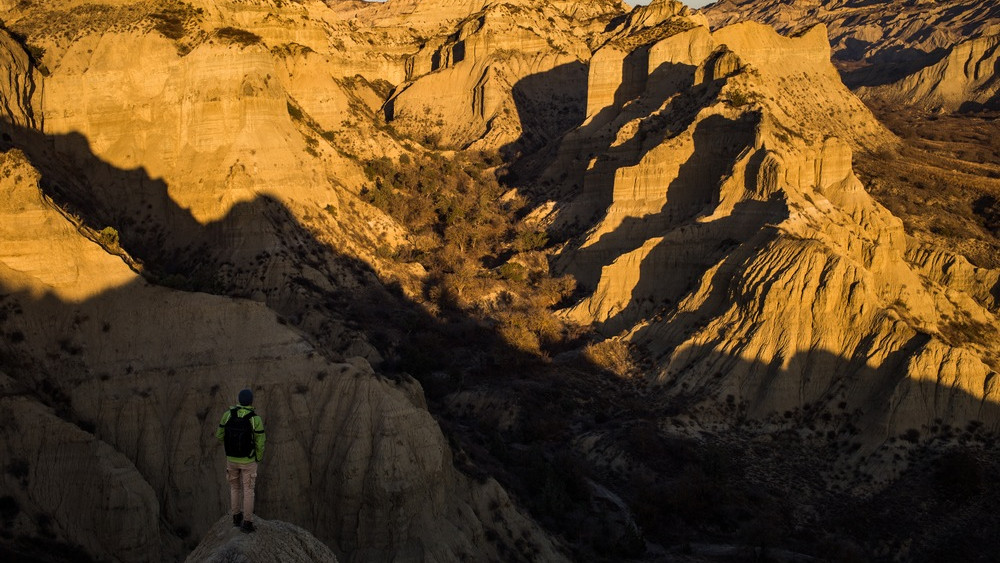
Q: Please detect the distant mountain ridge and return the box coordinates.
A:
[704,0,1000,88]
[856,32,1000,111]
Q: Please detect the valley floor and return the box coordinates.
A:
[857,104,1000,270]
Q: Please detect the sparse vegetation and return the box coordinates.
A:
[357,150,579,361]
[582,339,635,378]
[97,226,119,250]
[286,101,304,122]
[727,87,754,107]
[1,25,50,75]
[857,103,1000,268]
[214,26,262,47]
[150,11,186,40]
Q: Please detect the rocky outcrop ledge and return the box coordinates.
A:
[186,517,338,563]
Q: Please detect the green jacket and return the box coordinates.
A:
[216,405,266,463]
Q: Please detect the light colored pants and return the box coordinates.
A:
[226,461,258,522]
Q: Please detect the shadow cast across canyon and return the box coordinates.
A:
[0,120,531,367]
[4,117,1000,562]
[574,338,1000,559]
[499,52,770,348]
[594,196,790,337]
[560,113,761,294]
[5,209,1000,563]
[499,48,650,193]
[0,119,587,558]
[495,60,589,188]
[461,340,1000,560]
[500,51,708,202]
[507,61,587,155]
[836,45,948,88]
[14,252,1000,563]
[502,53,735,265]
[0,117,819,561]
[959,80,1000,113]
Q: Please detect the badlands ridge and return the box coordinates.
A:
[0,0,999,561]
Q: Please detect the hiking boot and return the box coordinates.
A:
[241,520,256,534]
[232,512,243,527]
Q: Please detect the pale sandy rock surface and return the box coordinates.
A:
[2,0,1000,560]
[386,0,616,151]
[546,14,1000,454]
[0,150,136,301]
[0,147,569,562]
[186,517,338,562]
[0,4,570,555]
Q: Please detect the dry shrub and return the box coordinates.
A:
[498,323,541,354]
[495,306,564,354]
[583,339,635,378]
[529,274,576,308]
[215,26,262,47]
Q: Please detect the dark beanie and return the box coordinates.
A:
[238,388,254,406]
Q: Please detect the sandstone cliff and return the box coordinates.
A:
[0,148,567,561]
[703,0,1000,103]
[385,0,623,151]
[0,29,35,128]
[857,33,1000,112]
[0,2,571,560]
[0,3,410,359]
[544,15,1000,459]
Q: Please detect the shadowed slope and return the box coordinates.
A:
[0,136,568,562]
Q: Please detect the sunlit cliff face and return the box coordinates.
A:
[1,0,999,561]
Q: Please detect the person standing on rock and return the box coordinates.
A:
[216,388,266,533]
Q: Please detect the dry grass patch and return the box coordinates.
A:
[857,103,1000,268]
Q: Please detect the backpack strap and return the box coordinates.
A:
[220,407,237,428]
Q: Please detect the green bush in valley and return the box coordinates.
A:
[97,226,119,249]
[515,229,548,252]
[498,262,526,282]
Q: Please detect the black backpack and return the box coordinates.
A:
[223,408,257,458]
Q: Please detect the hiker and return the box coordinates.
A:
[216,388,266,533]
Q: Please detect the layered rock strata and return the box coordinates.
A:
[385,0,615,150]
[0,148,566,561]
[704,0,1000,68]
[703,0,1000,105]
[547,14,1000,452]
[857,33,1000,112]
[0,1,573,560]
